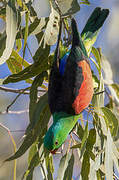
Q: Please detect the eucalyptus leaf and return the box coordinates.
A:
[63,153,74,180]
[23,11,29,59]
[5,93,51,161]
[105,129,113,180]
[57,153,71,180]
[0,1,17,65]
[110,83,119,103]
[101,107,118,137]
[52,0,80,16]
[81,151,90,180]
[29,72,47,121]
[43,3,60,46]
[80,122,88,158]
[92,47,101,76]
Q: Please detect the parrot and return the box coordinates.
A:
[44,7,109,153]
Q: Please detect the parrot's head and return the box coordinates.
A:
[44,120,68,154]
[44,112,74,154]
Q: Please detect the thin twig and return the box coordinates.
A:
[0,86,46,94]
[6,93,22,112]
[26,43,33,59]
[0,86,30,94]
[6,87,30,112]
[0,109,29,115]
[113,172,119,180]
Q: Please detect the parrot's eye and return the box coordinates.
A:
[55,140,58,145]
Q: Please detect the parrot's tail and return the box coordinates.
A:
[71,18,88,57]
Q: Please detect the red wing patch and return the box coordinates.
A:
[72,60,93,114]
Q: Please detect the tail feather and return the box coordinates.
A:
[71,18,88,57]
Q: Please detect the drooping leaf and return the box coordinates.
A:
[29,72,47,121]
[105,129,113,180]
[63,153,74,180]
[6,57,22,74]
[77,123,85,141]
[92,47,101,76]
[23,11,29,59]
[0,7,6,21]
[43,3,60,46]
[31,17,47,35]
[101,107,118,137]
[57,153,71,180]
[100,50,113,84]
[52,0,80,16]
[32,0,51,18]
[6,49,30,76]
[0,0,17,65]
[3,60,49,84]
[23,140,44,180]
[80,122,88,158]
[33,43,50,63]
[16,39,22,52]
[110,83,119,103]
[0,32,6,57]
[80,0,90,5]
[45,154,54,180]
[5,93,51,161]
[81,151,90,180]
[11,50,29,67]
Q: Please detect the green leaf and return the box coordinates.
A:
[92,47,101,76]
[57,153,71,180]
[28,143,38,167]
[45,154,54,180]
[33,43,50,63]
[0,0,17,65]
[52,0,80,16]
[80,122,88,158]
[3,61,49,84]
[86,129,96,151]
[29,72,47,121]
[77,123,84,140]
[23,143,44,180]
[5,93,51,161]
[100,51,113,84]
[0,32,6,57]
[31,18,47,35]
[105,129,113,180]
[101,107,118,137]
[6,50,30,76]
[23,11,29,59]
[110,83,119,103]
[80,0,90,5]
[6,57,22,74]
[81,151,90,180]
[0,7,6,20]
[92,73,100,90]
[16,39,22,52]
[11,50,30,67]
[63,153,74,180]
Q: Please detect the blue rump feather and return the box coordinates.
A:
[59,52,70,76]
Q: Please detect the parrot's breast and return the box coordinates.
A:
[72,60,93,114]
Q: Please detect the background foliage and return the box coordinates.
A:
[0,0,119,180]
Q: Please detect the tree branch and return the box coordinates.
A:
[0,86,46,94]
